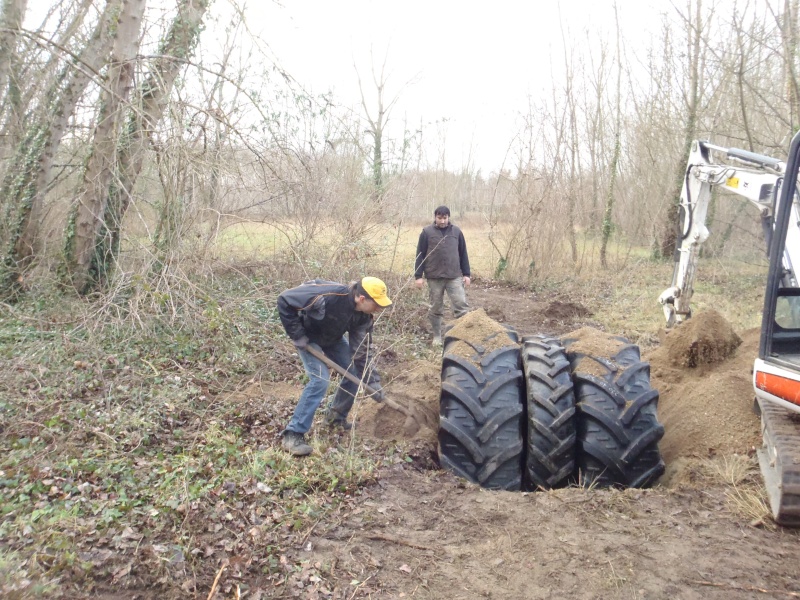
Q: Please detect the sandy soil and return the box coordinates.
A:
[253,280,799,599]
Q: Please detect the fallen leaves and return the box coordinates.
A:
[111,562,132,583]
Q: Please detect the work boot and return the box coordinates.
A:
[430,315,443,348]
[281,431,313,456]
[326,418,353,431]
[323,409,353,431]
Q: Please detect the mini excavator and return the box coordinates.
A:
[658,136,800,525]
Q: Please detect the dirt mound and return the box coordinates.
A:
[544,301,592,320]
[561,327,628,377]
[662,309,742,367]
[562,326,626,356]
[648,317,760,467]
[445,308,516,359]
[354,360,440,443]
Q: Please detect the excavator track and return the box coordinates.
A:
[756,398,800,526]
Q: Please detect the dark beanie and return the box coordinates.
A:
[434,205,450,216]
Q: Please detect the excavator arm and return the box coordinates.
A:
[658,140,785,326]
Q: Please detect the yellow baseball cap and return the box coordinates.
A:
[360,277,392,307]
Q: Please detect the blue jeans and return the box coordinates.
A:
[284,337,365,434]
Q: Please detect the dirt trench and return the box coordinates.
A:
[358,303,761,479]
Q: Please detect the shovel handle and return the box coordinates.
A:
[304,344,379,396]
[303,344,412,417]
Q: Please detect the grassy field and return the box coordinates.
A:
[212,218,666,281]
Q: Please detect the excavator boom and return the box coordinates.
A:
[658,140,785,326]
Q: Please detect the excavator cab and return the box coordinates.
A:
[753,130,800,525]
[759,129,800,367]
[756,128,800,401]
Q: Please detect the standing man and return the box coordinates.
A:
[277,277,391,456]
[414,205,471,346]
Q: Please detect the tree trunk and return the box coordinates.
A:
[0,0,94,164]
[784,0,800,131]
[600,4,623,269]
[566,65,579,266]
[356,51,405,200]
[659,0,702,260]
[62,0,145,294]
[0,0,122,296]
[372,126,383,192]
[587,40,608,233]
[90,0,211,289]
[0,0,28,147]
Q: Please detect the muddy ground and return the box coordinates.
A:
[246,280,799,599]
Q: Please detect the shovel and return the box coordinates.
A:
[304,344,412,418]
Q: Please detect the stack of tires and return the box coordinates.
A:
[438,326,665,491]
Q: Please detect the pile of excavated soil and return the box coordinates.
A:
[445,308,516,359]
[354,360,440,443]
[647,313,760,466]
[561,327,629,377]
[662,309,742,367]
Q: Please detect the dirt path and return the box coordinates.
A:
[295,466,799,599]
[464,279,597,338]
[256,280,800,599]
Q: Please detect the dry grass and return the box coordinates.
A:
[701,454,754,486]
[725,484,774,530]
[700,455,775,529]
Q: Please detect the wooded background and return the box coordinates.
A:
[0,0,798,296]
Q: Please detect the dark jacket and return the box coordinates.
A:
[414,222,470,280]
[277,279,378,379]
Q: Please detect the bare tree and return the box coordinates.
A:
[0,0,95,163]
[659,0,706,260]
[600,3,624,268]
[0,0,28,143]
[89,0,210,290]
[779,0,800,130]
[559,12,580,266]
[62,0,145,294]
[0,0,123,296]
[355,49,407,197]
[585,34,611,232]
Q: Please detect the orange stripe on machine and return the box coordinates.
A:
[756,371,800,406]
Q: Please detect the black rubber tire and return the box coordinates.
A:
[521,335,577,490]
[438,340,524,490]
[564,335,665,488]
[503,324,520,343]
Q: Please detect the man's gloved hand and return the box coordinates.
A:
[292,336,310,351]
[369,381,385,402]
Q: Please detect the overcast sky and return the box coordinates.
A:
[23,0,669,173]
[246,0,668,172]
